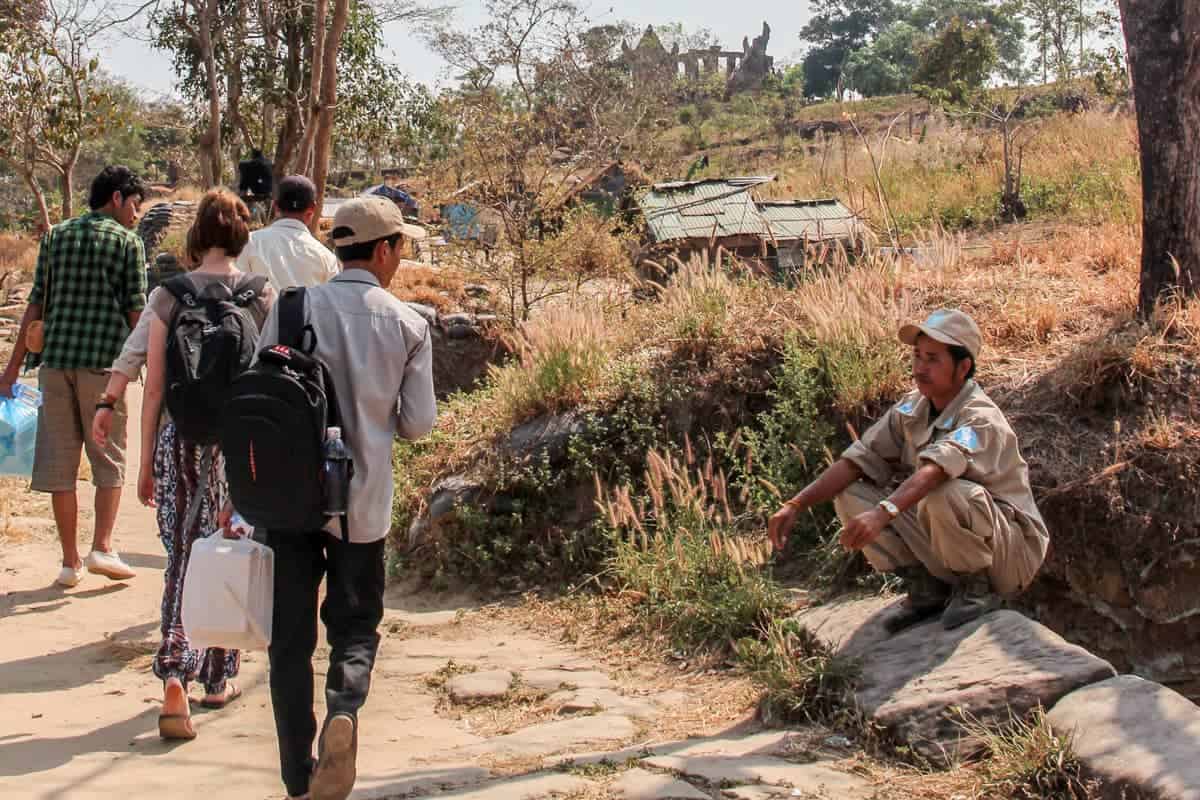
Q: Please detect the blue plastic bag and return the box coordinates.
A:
[0,384,42,477]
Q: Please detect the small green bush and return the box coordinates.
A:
[736,618,861,725]
[603,449,788,654]
[962,708,1101,799]
[723,336,838,534]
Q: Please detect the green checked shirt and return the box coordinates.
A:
[28,212,147,370]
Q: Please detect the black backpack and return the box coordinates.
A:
[163,274,268,446]
[221,287,347,534]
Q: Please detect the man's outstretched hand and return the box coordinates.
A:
[768,502,801,552]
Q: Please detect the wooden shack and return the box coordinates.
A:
[634,176,864,274]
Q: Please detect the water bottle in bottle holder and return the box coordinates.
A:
[322,427,351,517]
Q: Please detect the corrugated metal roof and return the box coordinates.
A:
[756,199,862,242]
[637,178,774,243]
[636,178,864,245]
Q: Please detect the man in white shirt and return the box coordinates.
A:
[237,175,339,290]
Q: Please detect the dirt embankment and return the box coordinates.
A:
[1013,354,1200,699]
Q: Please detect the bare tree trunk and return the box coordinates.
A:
[294,0,327,178]
[1118,0,1200,313]
[58,158,76,221]
[194,0,223,188]
[259,0,279,158]
[272,12,305,177]
[227,11,251,155]
[309,0,349,235]
[22,170,51,232]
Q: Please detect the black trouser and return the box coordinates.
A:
[266,530,385,798]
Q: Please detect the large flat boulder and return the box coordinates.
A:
[796,600,1116,762]
[1047,675,1200,799]
[794,596,898,659]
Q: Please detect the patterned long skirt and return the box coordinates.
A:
[151,421,240,694]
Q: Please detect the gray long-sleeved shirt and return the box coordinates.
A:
[256,268,437,543]
[111,306,153,380]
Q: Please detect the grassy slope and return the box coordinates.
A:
[391,92,1200,691]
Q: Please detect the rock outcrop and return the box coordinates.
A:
[797,597,1116,763]
[1048,675,1200,799]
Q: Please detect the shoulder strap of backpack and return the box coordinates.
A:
[278,287,317,354]
[162,275,199,310]
[231,274,269,308]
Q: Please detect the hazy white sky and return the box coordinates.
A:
[98,1,814,98]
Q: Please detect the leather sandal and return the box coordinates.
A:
[200,682,242,709]
[158,679,196,740]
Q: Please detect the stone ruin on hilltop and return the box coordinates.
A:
[619,22,775,94]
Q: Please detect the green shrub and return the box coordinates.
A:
[602,449,788,653]
[736,618,861,725]
[962,708,1101,799]
[489,306,612,428]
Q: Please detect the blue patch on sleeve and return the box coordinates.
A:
[950,426,981,452]
[897,399,916,414]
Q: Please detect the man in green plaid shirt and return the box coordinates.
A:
[1,166,148,587]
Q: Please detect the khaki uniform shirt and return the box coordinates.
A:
[842,380,1049,546]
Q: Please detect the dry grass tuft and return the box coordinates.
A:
[0,232,40,288]
[960,708,1101,799]
[488,304,614,428]
[390,265,470,313]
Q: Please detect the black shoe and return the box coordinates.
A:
[311,713,357,800]
[942,571,1002,630]
[882,564,951,634]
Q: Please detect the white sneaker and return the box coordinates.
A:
[85,550,136,581]
[56,565,84,587]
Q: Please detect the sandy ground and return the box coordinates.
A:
[0,386,656,800]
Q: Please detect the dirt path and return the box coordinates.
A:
[0,385,883,800]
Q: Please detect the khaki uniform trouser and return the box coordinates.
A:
[833,479,1045,595]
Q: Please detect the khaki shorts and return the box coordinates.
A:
[31,368,127,493]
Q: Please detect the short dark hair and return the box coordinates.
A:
[275,175,317,213]
[186,189,251,264]
[948,344,977,379]
[333,229,402,263]
[88,166,146,210]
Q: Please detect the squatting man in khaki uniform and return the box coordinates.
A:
[768,309,1049,633]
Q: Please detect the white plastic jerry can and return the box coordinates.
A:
[182,533,274,651]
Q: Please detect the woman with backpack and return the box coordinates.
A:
[137,189,276,740]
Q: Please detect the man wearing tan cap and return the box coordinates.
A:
[241,195,436,800]
[768,308,1049,633]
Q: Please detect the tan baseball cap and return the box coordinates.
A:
[331,196,426,246]
[899,309,983,359]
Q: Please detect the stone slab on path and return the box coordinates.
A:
[612,768,711,800]
[1047,675,1200,800]
[650,731,805,759]
[460,713,638,758]
[549,688,659,718]
[413,772,595,800]
[520,668,616,691]
[796,598,1116,763]
[448,669,514,704]
[643,754,872,798]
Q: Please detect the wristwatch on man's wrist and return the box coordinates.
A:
[877,499,900,519]
[95,392,117,411]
